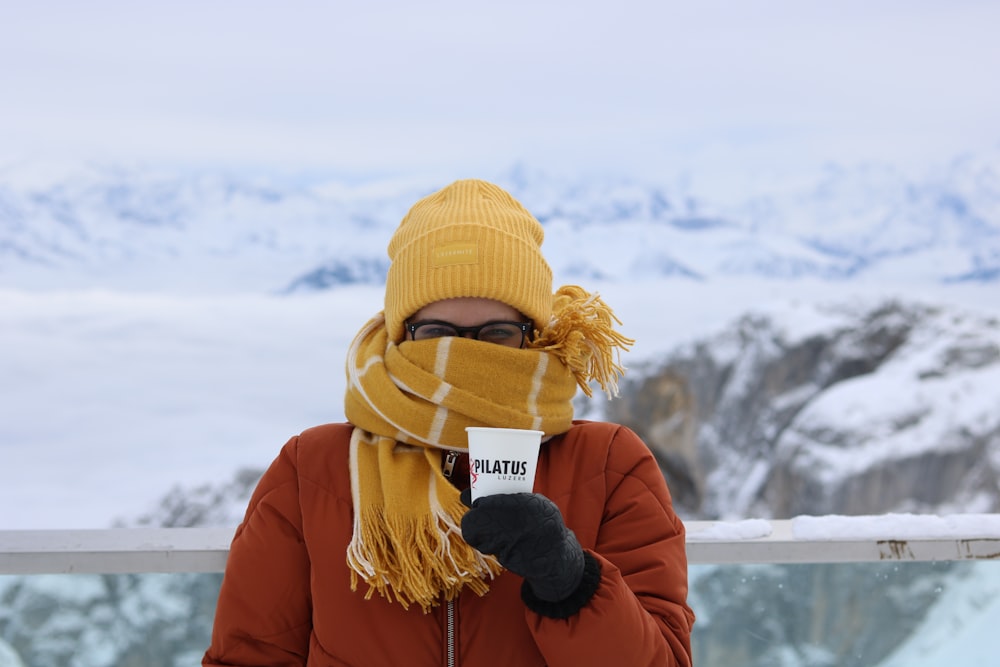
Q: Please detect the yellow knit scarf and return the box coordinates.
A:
[343,286,632,611]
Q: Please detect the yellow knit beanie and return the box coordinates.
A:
[384,179,553,342]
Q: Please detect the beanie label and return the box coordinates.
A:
[432,242,478,267]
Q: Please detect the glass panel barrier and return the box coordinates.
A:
[0,572,222,667]
[1,562,998,666]
[689,560,1000,667]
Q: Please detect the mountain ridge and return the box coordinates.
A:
[2,151,998,293]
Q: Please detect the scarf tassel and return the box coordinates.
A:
[532,285,634,398]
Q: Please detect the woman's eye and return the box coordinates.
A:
[481,326,516,341]
[420,325,455,338]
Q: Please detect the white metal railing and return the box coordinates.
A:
[2,515,999,575]
[0,527,233,574]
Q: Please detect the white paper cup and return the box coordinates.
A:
[465,427,543,502]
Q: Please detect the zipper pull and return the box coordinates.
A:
[442,451,459,479]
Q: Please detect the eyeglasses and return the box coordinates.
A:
[405,320,533,348]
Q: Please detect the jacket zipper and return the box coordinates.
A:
[446,599,457,667]
[442,451,459,479]
[442,452,459,667]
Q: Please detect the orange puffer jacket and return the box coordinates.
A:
[204,420,694,666]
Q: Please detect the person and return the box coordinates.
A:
[203,179,695,666]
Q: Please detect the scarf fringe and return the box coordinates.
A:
[532,285,634,398]
[347,498,502,612]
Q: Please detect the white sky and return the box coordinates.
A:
[2,0,999,186]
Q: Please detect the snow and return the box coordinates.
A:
[792,514,1000,541]
[775,303,1000,487]
[0,640,24,667]
[686,519,774,541]
[875,562,1000,667]
[685,514,1000,542]
[7,575,106,605]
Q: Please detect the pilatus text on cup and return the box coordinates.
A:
[472,458,528,480]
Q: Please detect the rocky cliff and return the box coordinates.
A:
[605,298,1000,520]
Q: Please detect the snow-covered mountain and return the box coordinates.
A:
[2,150,999,294]
[608,298,1000,520]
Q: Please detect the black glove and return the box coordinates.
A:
[461,490,601,617]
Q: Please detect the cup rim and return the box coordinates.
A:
[465,426,544,435]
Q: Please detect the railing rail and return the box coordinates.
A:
[2,515,999,575]
[0,527,233,574]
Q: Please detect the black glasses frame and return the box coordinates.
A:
[405,319,533,347]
